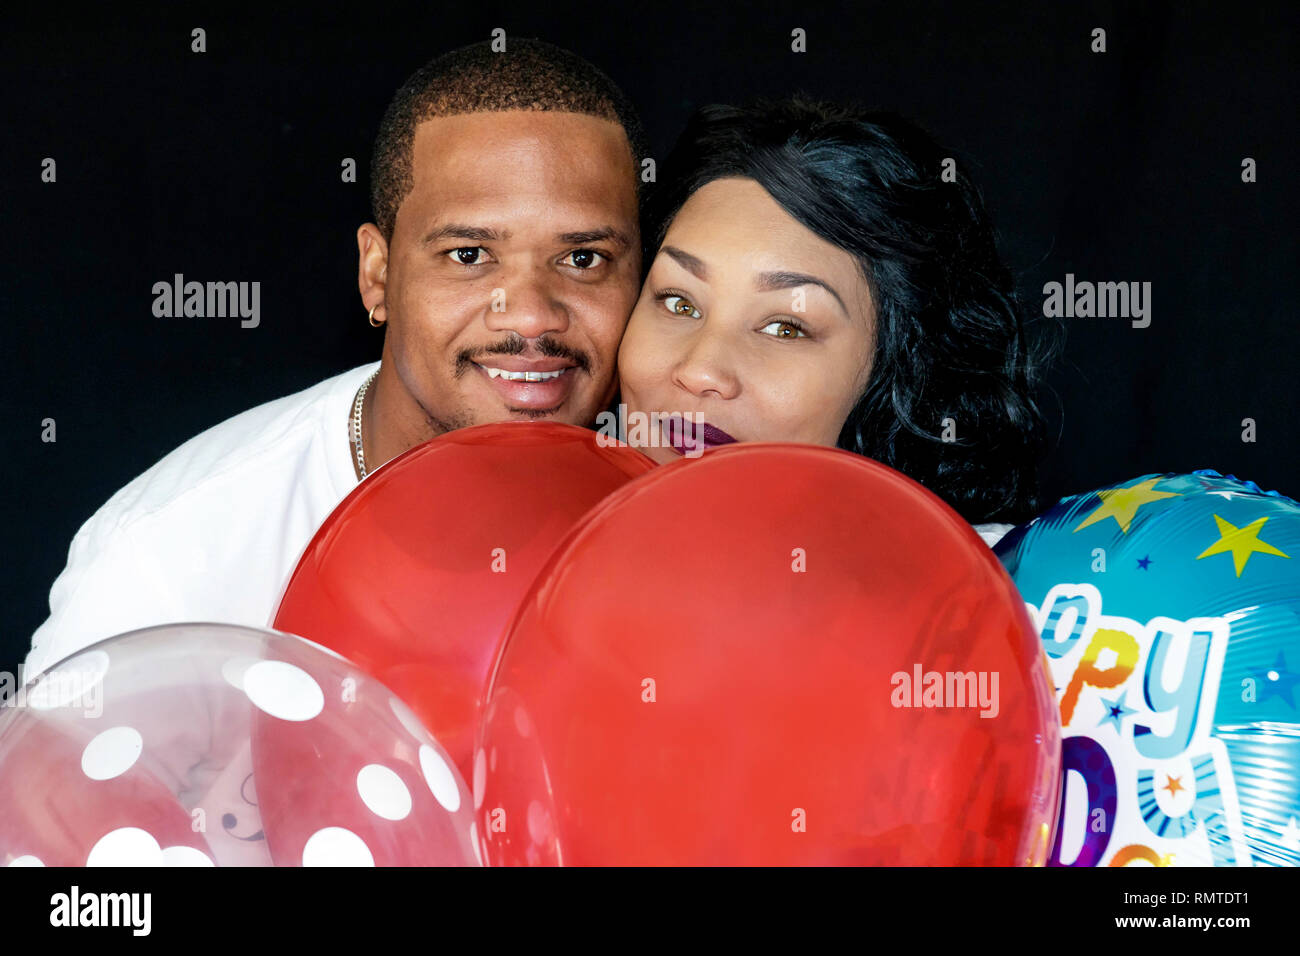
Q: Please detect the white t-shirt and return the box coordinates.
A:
[26,359,1015,678]
[25,362,382,679]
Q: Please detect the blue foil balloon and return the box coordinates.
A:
[995,470,1300,867]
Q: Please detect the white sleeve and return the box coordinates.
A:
[25,518,179,680]
[973,522,1016,549]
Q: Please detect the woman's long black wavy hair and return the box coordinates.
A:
[642,97,1062,526]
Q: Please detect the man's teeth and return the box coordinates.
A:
[482,366,568,382]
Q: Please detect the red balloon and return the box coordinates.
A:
[476,443,1062,865]
[272,421,655,783]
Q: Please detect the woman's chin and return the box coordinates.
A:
[637,444,687,466]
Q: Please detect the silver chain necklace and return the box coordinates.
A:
[351,367,380,479]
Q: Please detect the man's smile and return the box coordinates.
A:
[471,358,580,410]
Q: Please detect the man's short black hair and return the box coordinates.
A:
[370,38,647,241]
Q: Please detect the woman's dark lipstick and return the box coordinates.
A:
[663,415,738,456]
[699,423,737,447]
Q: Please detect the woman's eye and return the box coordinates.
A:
[448,247,488,266]
[561,249,607,269]
[759,320,808,339]
[662,295,702,318]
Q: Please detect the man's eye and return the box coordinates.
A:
[561,249,607,270]
[759,319,808,339]
[661,294,701,318]
[447,247,488,265]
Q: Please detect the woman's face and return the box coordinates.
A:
[617,177,877,463]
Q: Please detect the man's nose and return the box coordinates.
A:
[484,267,570,339]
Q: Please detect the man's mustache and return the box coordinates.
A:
[455,333,592,376]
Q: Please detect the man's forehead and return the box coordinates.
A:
[421,216,635,248]
[402,111,639,236]
[410,110,634,185]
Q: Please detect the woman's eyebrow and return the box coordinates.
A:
[755,270,849,318]
[661,246,851,319]
[661,245,709,280]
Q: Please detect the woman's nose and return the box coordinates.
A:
[671,325,741,400]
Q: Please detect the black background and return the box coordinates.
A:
[2,2,1296,671]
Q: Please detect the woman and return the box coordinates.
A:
[615,98,1060,546]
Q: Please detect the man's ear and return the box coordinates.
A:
[357,223,390,319]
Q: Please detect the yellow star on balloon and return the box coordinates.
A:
[1074,478,1181,534]
[1196,514,1290,577]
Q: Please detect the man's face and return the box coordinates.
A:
[365,110,640,434]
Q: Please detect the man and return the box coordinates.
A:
[26,38,645,677]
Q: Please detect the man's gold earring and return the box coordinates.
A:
[368,303,385,327]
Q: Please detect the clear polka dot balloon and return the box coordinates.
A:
[0,624,478,867]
